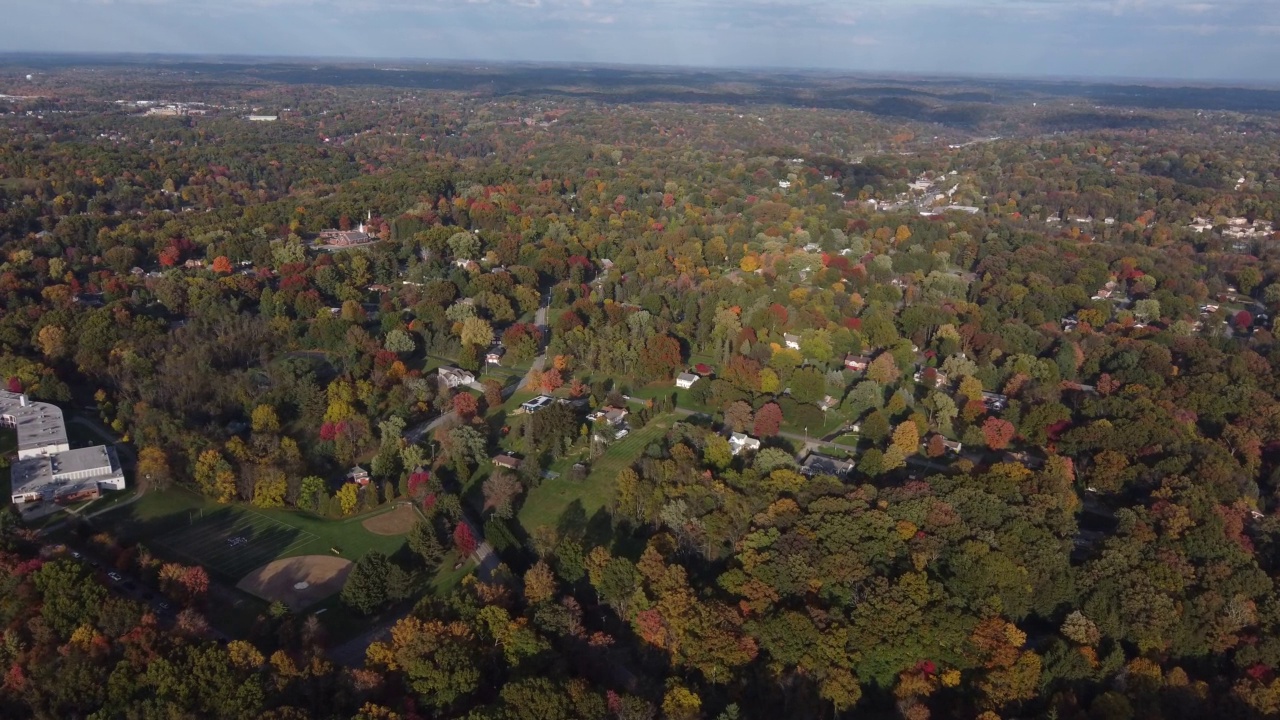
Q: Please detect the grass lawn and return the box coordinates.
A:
[629,384,716,415]
[781,411,848,438]
[517,413,675,533]
[494,388,539,417]
[101,488,410,582]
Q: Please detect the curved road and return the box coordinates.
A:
[333,297,552,667]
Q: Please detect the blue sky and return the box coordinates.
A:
[5,0,1280,82]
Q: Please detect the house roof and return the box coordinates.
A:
[802,454,855,476]
[438,366,474,380]
[676,372,700,383]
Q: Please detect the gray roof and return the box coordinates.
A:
[11,446,122,499]
[0,390,69,454]
[10,457,54,495]
[49,446,118,477]
[802,454,855,477]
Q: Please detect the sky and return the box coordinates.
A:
[5,0,1280,82]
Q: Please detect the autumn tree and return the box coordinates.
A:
[335,483,360,515]
[523,560,558,605]
[250,404,280,434]
[754,402,783,438]
[891,421,920,457]
[725,401,754,433]
[982,417,1016,450]
[453,392,479,421]
[136,446,172,490]
[482,471,523,518]
[460,316,494,349]
[454,522,478,557]
[866,353,900,384]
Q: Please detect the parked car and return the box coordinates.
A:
[107,572,122,583]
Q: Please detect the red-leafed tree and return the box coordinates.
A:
[158,246,181,267]
[982,417,1016,450]
[724,355,761,393]
[181,566,210,601]
[540,368,564,393]
[6,377,21,393]
[1235,310,1254,329]
[407,471,431,499]
[754,402,783,438]
[453,392,479,421]
[453,523,477,556]
[638,333,684,381]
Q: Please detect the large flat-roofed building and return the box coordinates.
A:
[2,390,126,507]
[1,390,70,459]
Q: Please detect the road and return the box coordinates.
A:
[333,297,554,667]
[517,296,551,393]
[404,297,551,446]
[655,406,956,475]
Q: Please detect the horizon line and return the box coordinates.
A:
[3,50,1280,91]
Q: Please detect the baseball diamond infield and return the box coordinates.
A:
[235,555,354,609]
[361,503,417,536]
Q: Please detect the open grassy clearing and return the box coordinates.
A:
[102,488,410,574]
[517,413,675,532]
[151,508,320,583]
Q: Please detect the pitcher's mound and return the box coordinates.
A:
[362,504,417,536]
[236,556,353,609]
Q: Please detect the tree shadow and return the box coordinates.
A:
[556,499,589,542]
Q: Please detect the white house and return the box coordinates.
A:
[485,346,506,365]
[675,372,700,389]
[588,407,629,427]
[784,333,801,350]
[437,367,475,390]
[729,433,761,456]
[844,354,872,372]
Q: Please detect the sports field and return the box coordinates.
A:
[103,488,413,583]
[151,507,321,582]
